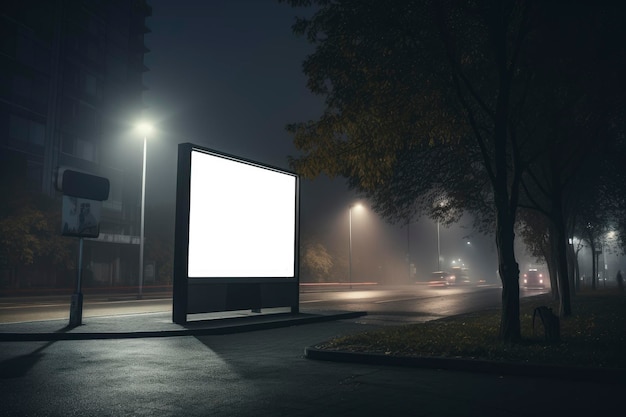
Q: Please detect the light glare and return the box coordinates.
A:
[137,122,153,136]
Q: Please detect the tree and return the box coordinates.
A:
[517,209,558,299]
[514,0,626,314]
[282,0,626,340]
[301,240,334,282]
[0,155,73,288]
[282,0,538,342]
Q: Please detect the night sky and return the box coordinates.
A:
[141,0,509,283]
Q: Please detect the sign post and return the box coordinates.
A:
[69,237,84,327]
[57,168,109,328]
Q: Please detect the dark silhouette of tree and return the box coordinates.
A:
[513,0,626,314]
[282,0,625,340]
[517,209,558,299]
[301,240,334,282]
[0,155,73,289]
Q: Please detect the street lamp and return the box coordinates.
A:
[437,220,441,271]
[433,198,448,272]
[406,220,419,282]
[349,203,363,289]
[137,122,152,299]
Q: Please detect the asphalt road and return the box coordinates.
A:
[2,284,621,417]
[0,284,546,325]
[1,312,621,416]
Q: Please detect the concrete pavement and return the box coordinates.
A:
[0,308,367,341]
[1,309,625,416]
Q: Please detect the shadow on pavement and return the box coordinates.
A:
[0,325,73,378]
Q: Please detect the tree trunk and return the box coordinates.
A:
[546,250,559,301]
[566,238,577,296]
[574,248,582,292]
[495,193,521,343]
[589,239,597,290]
[553,220,572,316]
[547,146,572,315]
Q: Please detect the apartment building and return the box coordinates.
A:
[1,0,152,290]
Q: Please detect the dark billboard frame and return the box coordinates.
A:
[173,143,300,324]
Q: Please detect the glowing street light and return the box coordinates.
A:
[136,121,152,299]
[349,202,363,289]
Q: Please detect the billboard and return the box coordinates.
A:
[188,149,297,278]
[173,143,300,323]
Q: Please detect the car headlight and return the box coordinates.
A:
[539,279,543,284]
[524,279,527,284]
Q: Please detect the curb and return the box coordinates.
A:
[304,346,626,385]
[0,311,367,342]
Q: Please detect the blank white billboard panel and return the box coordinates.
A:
[187,150,297,278]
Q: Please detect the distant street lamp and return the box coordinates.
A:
[137,122,152,299]
[437,220,441,271]
[406,220,419,282]
[433,198,448,272]
[349,203,363,289]
[407,221,411,282]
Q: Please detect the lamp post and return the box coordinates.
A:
[437,220,441,271]
[349,203,362,289]
[407,221,411,282]
[137,122,152,300]
[433,198,448,272]
[406,220,419,282]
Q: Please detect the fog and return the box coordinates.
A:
[139,1,624,288]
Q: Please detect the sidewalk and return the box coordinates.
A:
[2,307,625,385]
[0,308,366,341]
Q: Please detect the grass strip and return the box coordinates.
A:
[315,290,626,369]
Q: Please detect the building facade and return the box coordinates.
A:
[1,0,152,291]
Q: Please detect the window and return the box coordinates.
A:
[61,96,78,125]
[30,120,45,146]
[11,73,48,113]
[12,75,30,98]
[60,132,98,163]
[26,160,43,189]
[79,102,98,132]
[75,137,95,161]
[102,172,123,212]
[61,132,74,154]
[9,114,29,140]
[106,53,127,81]
[86,39,100,64]
[8,114,46,148]
[82,71,98,98]
[15,33,50,71]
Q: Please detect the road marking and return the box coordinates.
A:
[374,297,422,304]
[0,298,171,310]
[0,303,67,309]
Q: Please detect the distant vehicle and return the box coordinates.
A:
[428,271,452,287]
[450,266,471,285]
[522,269,546,289]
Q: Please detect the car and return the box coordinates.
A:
[428,271,452,286]
[450,266,471,285]
[522,269,546,289]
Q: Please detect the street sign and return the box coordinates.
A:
[56,168,110,201]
